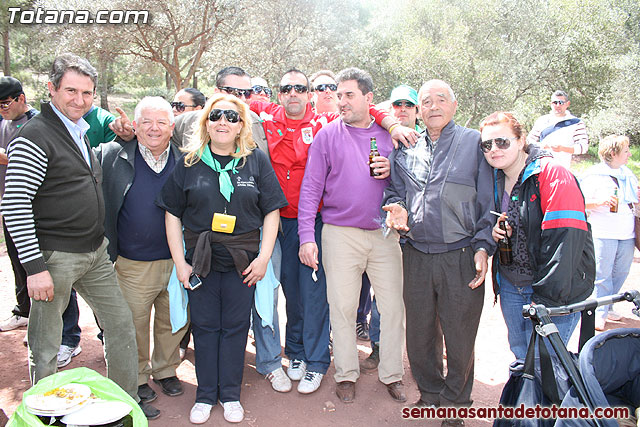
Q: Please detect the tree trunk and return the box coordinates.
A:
[2,26,10,76]
[97,54,109,110]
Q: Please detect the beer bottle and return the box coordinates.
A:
[498,219,513,265]
[369,138,380,177]
[610,187,618,213]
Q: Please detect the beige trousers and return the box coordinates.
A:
[115,256,188,385]
[322,224,405,384]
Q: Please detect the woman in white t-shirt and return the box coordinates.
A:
[581,135,638,330]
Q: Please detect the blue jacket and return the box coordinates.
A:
[384,120,496,255]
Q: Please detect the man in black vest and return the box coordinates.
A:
[0,54,147,417]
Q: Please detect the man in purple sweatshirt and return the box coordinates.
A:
[298,67,405,405]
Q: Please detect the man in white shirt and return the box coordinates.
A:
[527,90,588,169]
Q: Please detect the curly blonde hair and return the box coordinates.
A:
[182,93,255,167]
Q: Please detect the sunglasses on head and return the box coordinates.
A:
[314,84,337,92]
[392,100,416,108]
[209,108,241,123]
[218,86,253,99]
[252,85,272,97]
[279,84,308,94]
[170,101,196,112]
[480,137,517,153]
[551,100,567,105]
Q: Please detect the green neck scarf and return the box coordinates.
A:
[200,145,240,203]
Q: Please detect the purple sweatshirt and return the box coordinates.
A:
[298,119,393,244]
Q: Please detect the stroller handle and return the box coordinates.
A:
[522,289,640,318]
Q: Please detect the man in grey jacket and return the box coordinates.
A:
[383,79,495,427]
[94,96,188,420]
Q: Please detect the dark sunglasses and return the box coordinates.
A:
[279,84,308,94]
[218,86,253,99]
[480,137,517,153]
[551,100,567,105]
[252,85,272,97]
[392,100,416,108]
[314,84,337,92]
[209,109,241,123]
[170,101,197,112]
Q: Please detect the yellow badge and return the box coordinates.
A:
[211,213,236,233]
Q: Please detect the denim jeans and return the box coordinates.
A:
[279,215,330,374]
[252,239,284,375]
[28,240,138,400]
[357,273,372,323]
[593,238,635,321]
[61,289,82,348]
[497,272,579,361]
[369,297,380,344]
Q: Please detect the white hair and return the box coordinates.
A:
[418,79,456,103]
[134,96,174,124]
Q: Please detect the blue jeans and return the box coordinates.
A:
[61,289,82,348]
[279,215,330,374]
[252,239,284,375]
[498,272,579,361]
[357,274,372,323]
[369,297,380,344]
[593,238,635,321]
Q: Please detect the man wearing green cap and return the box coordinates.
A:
[389,84,421,132]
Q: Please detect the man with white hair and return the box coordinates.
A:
[384,79,495,426]
[94,96,188,420]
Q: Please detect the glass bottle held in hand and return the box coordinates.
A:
[498,219,513,265]
[610,187,618,213]
[369,137,380,177]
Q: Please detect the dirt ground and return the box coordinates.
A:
[1,242,639,427]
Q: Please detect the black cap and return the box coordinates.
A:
[0,76,23,100]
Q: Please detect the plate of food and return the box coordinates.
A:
[24,383,91,416]
[61,400,133,425]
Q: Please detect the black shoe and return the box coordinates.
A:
[153,376,184,397]
[138,383,157,403]
[360,342,379,371]
[139,401,160,420]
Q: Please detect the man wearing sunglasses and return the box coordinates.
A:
[0,76,38,334]
[383,79,495,425]
[309,70,338,114]
[527,90,588,169]
[389,84,421,132]
[248,68,412,396]
[251,77,272,103]
[171,88,205,117]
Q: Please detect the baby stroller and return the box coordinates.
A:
[495,290,640,427]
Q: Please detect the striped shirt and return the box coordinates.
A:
[403,131,437,186]
[1,137,50,268]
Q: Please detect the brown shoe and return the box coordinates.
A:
[336,381,355,403]
[385,380,406,402]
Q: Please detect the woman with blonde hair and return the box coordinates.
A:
[157,93,287,424]
[581,135,638,330]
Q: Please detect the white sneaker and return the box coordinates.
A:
[189,402,212,424]
[0,314,28,331]
[266,367,292,392]
[287,359,306,381]
[607,310,623,321]
[297,371,323,394]
[222,401,244,423]
[57,345,82,368]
